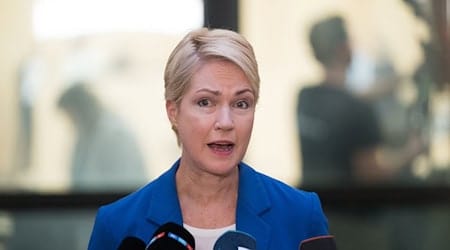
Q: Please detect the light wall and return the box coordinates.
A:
[0,0,33,182]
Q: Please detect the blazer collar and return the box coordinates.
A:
[236,162,272,250]
[145,160,273,249]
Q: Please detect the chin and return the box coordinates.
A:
[208,159,240,176]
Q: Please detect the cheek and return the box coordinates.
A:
[237,116,254,139]
[178,113,214,140]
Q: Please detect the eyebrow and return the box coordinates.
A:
[195,88,254,96]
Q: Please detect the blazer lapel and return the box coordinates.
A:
[145,161,183,227]
[236,162,272,250]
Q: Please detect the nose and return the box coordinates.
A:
[215,106,234,131]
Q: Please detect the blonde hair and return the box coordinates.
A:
[164,28,260,104]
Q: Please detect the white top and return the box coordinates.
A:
[183,224,235,250]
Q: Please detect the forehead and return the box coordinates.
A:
[189,60,251,88]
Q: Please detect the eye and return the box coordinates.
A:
[197,98,211,107]
[235,100,250,109]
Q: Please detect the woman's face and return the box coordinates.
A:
[167,59,256,176]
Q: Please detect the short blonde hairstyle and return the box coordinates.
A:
[164,28,260,104]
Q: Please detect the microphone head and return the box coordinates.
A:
[213,230,257,250]
[117,236,146,250]
[299,235,337,250]
[146,222,195,250]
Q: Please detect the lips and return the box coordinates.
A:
[207,141,234,152]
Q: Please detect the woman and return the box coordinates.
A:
[88,28,329,250]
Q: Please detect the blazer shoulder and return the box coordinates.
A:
[100,162,178,217]
[257,170,317,202]
[104,181,156,210]
[257,169,326,211]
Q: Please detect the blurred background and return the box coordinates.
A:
[0,0,448,249]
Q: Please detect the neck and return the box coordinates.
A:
[176,163,239,206]
[176,161,239,228]
[324,63,348,87]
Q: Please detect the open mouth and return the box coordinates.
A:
[207,143,234,152]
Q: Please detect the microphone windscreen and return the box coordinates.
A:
[117,236,146,250]
[146,222,195,250]
[299,235,337,250]
[213,230,257,250]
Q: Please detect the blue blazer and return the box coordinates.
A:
[88,160,329,249]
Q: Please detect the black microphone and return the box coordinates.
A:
[117,236,146,250]
[146,222,195,250]
[213,230,257,250]
[299,235,337,250]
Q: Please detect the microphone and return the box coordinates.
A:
[213,230,257,250]
[299,235,337,250]
[117,236,146,250]
[146,222,195,250]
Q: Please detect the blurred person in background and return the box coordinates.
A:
[296,15,426,188]
[15,49,46,171]
[296,15,429,250]
[58,83,147,191]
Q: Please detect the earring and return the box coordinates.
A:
[172,124,178,132]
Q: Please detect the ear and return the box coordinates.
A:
[166,100,178,126]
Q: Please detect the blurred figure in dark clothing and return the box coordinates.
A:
[296,16,425,188]
[58,83,147,191]
[296,15,429,250]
